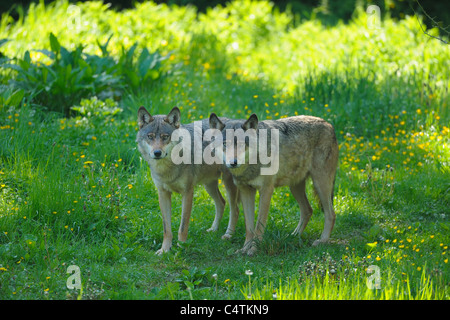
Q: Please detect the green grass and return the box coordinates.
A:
[0,0,449,300]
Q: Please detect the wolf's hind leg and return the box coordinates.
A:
[290,179,313,237]
[310,172,336,246]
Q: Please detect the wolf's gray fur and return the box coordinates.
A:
[136,107,239,254]
[210,112,338,255]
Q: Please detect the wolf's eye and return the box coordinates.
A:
[148,133,155,140]
[161,134,170,141]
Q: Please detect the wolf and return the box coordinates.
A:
[209,112,338,255]
[136,106,239,255]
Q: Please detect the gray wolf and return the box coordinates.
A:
[209,112,338,255]
[136,106,239,254]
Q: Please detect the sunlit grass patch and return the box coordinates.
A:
[245,265,445,300]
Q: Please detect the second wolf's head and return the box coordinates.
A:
[136,106,180,161]
[209,112,259,169]
[209,112,280,176]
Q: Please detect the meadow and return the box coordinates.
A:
[0,0,449,300]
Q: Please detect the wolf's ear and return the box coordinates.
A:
[138,106,153,129]
[242,113,258,130]
[165,106,181,128]
[209,113,225,131]
[164,107,181,129]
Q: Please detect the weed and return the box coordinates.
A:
[360,161,395,206]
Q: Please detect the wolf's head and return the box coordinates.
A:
[209,113,259,169]
[136,106,181,160]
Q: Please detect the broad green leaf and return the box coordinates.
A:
[49,32,61,54]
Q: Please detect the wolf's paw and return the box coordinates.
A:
[221,233,233,240]
[246,245,258,256]
[207,222,220,233]
[236,243,257,256]
[291,229,300,237]
[156,244,172,255]
[156,248,169,256]
[312,239,329,247]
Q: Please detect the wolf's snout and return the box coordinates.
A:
[153,150,162,158]
[229,159,238,167]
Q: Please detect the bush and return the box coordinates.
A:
[1,33,169,116]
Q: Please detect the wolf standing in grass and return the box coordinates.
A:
[210,113,338,256]
[136,107,239,255]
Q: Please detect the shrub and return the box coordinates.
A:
[1,33,168,116]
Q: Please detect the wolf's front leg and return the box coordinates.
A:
[204,180,226,233]
[237,186,256,255]
[178,187,194,243]
[221,170,240,240]
[248,185,275,255]
[157,188,172,255]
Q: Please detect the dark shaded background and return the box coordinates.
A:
[1,0,449,29]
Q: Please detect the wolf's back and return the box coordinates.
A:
[260,115,337,149]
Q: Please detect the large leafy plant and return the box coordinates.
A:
[1,33,168,116]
